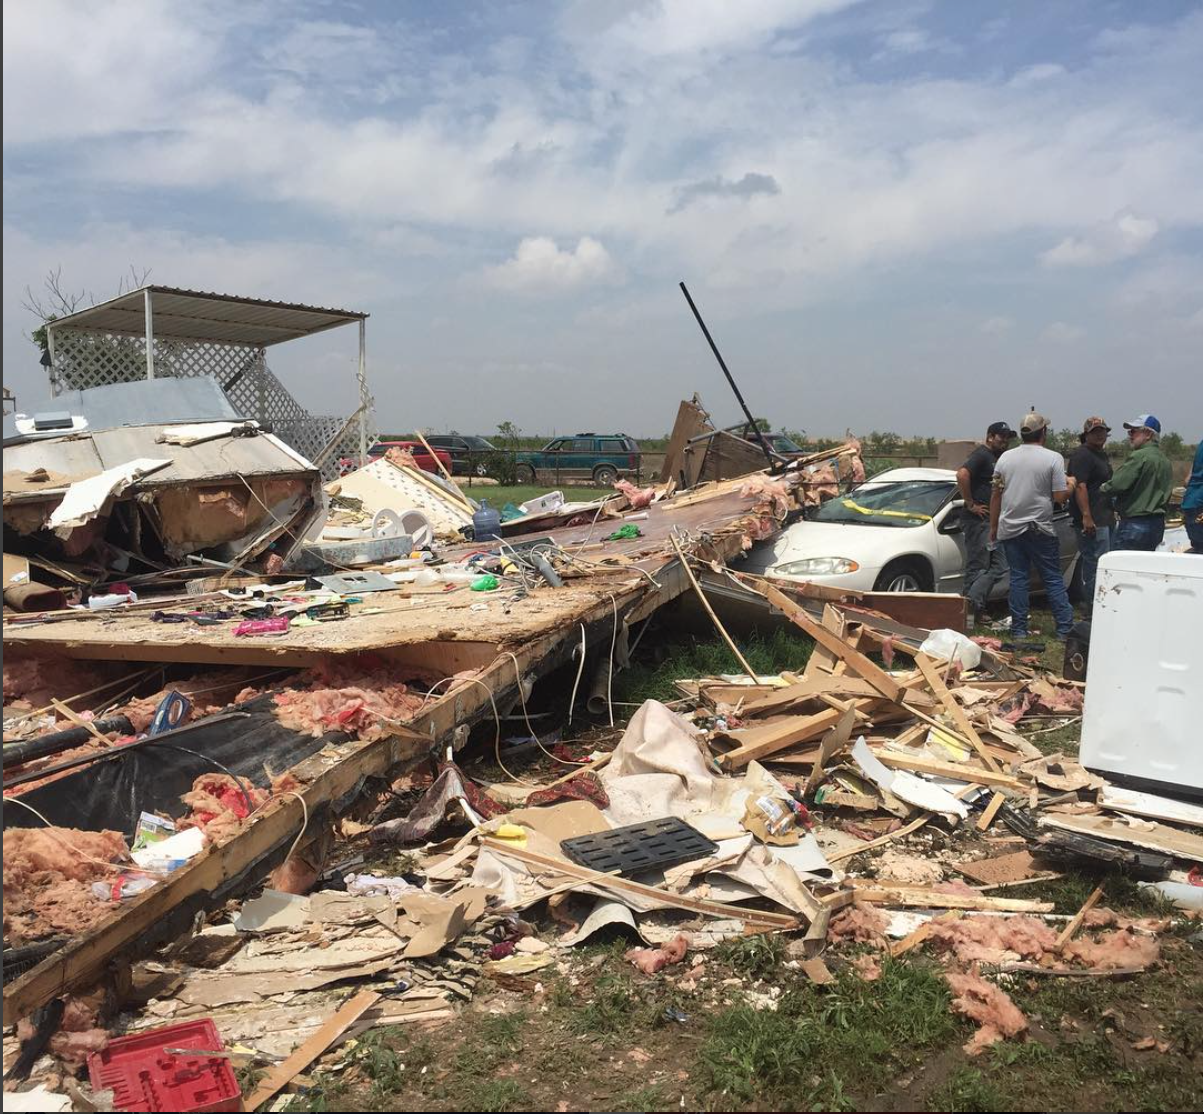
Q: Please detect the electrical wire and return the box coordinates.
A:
[278,790,310,868]
[567,623,587,725]
[153,744,256,815]
[606,594,618,728]
[4,797,125,873]
[501,651,577,766]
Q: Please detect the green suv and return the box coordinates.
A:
[514,434,641,485]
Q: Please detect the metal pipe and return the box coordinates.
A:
[144,288,155,379]
[357,318,368,467]
[678,282,776,474]
[3,715,135,769]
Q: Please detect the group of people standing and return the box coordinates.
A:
[956,412,1203,640]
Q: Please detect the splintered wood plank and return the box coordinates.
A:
[914,653,1000,773]
[761,585,905,703]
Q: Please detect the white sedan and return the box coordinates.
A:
[742,467,1079,596]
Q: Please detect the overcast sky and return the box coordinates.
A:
[4,1,1201,440]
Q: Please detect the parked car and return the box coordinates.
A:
[514,434,641,485]
[424,434,498,476]
[337,440,453,476]
[740,467,1079,597]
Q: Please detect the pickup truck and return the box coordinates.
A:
[514,434,641,485]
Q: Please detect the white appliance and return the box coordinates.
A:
[1079,551,1203,795]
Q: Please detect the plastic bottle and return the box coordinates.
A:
[472,499,501,542]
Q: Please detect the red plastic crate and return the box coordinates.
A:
[87,1019,243,1113]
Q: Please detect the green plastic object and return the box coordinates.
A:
[606,524,643,541]
[500,502,524,522]
[471,574,499,592]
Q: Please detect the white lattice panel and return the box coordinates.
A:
[49,329,373,480]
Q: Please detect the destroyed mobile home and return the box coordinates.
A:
[2,295,1200,1112]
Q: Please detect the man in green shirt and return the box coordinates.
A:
[1103,414,1172,551]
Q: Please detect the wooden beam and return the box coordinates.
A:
[872,750,1022,791]
[244,990,380,1110]
[670,534,757,681]
[1055,884,1105,952]
[845,882,1054,914]
[803,706,858,795]
[717,700,881,770]
[760,584,905,703]
[482,839,804,927]
[976,792,1007,832]
[826,815,932,863]
[913,653,1000,773]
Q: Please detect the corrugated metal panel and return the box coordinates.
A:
[46,286,367,347]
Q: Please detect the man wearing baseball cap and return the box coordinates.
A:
[989,411,1074,640]
[1102,415,1172,551]
[956,421,1016,624]
[1067,417,1114,612]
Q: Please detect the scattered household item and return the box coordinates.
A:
[1079,552,1203,795]
[519,491,564,516]
[472,499,501,542]
[918,628,982,670]
[560,817,718,876]
[88,1019,242,1113]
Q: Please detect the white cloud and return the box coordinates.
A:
[1040,210,1159,267]
[483,237,619,293]
[1009,62,1066,87]
[1040,321,1085,343]
[981,316,1014,335]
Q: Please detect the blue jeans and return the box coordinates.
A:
[963,512,1008,609]
[1001,526,1074,638]
[1113,515,1165,552]
[1073,523,1111,611]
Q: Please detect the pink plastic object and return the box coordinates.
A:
[234,616,290,637]
[87,1019,242,1113]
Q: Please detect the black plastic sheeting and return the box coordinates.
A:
[3,695,342,840]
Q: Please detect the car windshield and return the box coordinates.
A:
[773,437,801,453]
[813,479,953,528]
[464,437,494,450]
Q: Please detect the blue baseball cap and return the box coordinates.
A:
[1123,414,1161,434]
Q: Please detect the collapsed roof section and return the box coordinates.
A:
[44,285,375,479]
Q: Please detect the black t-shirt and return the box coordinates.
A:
[962,445,998,507]
[1067,444,1115,527]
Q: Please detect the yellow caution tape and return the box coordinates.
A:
[839,498,932,522]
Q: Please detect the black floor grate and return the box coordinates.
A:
[560,817,718,876]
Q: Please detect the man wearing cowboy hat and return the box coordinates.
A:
[1103,414,1172,552]
[1067,417,1114,612]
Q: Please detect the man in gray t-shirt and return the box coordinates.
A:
[989,413,1074,639]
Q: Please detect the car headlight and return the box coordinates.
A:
[774,557,860,576]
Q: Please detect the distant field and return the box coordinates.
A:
[454,483,614,509]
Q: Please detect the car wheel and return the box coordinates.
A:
[516,463,537,484]
[873,559,933,593]
[593,464,618,485]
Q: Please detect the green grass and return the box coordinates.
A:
[715,933,788,980]
[615,629,814,704]
[455,483,614,507]
[463,1078,530,1112]
[928,1067,1010,1112]
[698,957,961,1107]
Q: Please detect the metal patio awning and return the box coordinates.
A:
[46,286,367,348]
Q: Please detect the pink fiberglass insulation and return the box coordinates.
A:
[613,480,655,509]
[271,661,429,740]
[112,668,266,733]
[945,970,1027,1055]
[178,770,302,845]
[739,475,794,519]
[1064,928,1161,970]
[625,933,690,976]
[16,993,108,1067]
[3,827,129,945]
[929,915,1059,966]
[828,903,889,946]
[2,653,115,711]
[851,953,883,981]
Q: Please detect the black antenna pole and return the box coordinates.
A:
[679,281,777,474]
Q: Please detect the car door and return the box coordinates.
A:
[561,438,593,478]
[931,502,968,593]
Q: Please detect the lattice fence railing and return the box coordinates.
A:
[50,330,375,480]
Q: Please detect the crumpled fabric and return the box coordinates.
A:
[525,771,610,810]
[370,764,505,845]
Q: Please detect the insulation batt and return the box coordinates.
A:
[3,828,129,944]
[15,992,108,1068]
[178,771,302,845]
[945,970,1027,1055]
[828,903,889,946]
[739,475,794,518]
[851,953,883,982]
[1064,929,1160,970]
[625,933,690,975]
[271,661,428,740]
[929,915,1059,965]
[2,654,113,711]
[613,480,655,509]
